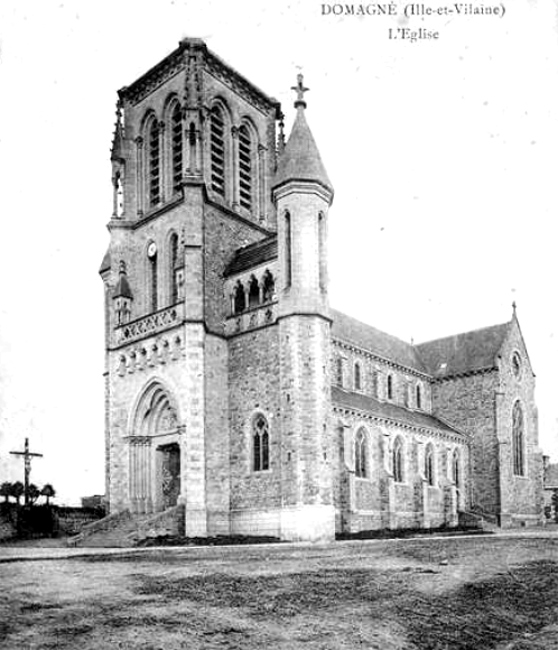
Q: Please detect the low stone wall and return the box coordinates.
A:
[56,507,106,536]
[0,508,17,541]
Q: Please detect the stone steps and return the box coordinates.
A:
[67,507,184,548]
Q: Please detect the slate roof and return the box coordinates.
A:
[113,273,133,299]
[224,236,277,277]
[332,386,461,435]
[273,106,333,195]
[545,463,558,488]
[331,310,427,374]
[415,322,511,378]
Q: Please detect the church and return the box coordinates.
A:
[99,38,543,542]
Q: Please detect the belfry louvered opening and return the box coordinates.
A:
[210,107,226,196]
[238,125,253,210]
[148,120,161,207]
[171,104,183,194]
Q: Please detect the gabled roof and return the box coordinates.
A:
[415,322,511,378]
[331,310,427,374]
[224,236,277,277]
[332,386,461,435]
[273,106,333,195]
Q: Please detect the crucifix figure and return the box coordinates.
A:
[10,438,43,505]
[292,73,309,108]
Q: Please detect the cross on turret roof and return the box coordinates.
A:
[292,73,309,109]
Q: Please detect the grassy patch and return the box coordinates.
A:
[404,560,558,650]
[134,559,558,648]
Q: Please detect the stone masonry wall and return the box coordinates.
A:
[495,318,543,525]
[228,324,281,533]
[431,370,499,518]
[332,341,431,412]
[203,206,268,335]
[204,333,231,535]
[332,410,467,533]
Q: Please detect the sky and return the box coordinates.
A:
[0,0,557,505]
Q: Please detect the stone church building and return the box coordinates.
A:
[99,38,543,541]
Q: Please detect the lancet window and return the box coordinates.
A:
[285,211,292,288]
[393,437,404,483]
[354,362,362,391]
[512,401,525,476]
[149,249,158,312]
[238,124,253,211]
[355,428,368,478]
[170,103,183,194]
[452,449,460,487]
[248,275,260,308]
[233,281,246,314]
[425,444,435,486]
[147,118,161,207]
[336,357,343,388]
[387,374,394,400]
[262,271,275,303]
[210,106,226,197]
[253,414,270,472]
[169,232,179,304]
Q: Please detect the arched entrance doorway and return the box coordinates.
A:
[129,381,181,514]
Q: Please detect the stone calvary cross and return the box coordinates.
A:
[10,437,43,505]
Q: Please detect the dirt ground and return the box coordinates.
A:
[1,534,558,649]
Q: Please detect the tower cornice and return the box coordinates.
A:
[272,179,333,205]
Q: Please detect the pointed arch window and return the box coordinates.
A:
[354,362,362,391]
[210,106,226,197]
[238,124,253,211]
[452,449,460,487]
[387,374,394,400]
[336,357,343,388]
[233,281,246,314]
[425,444,435,486]
[248,275,259,308]
[169,232,179,304]
[148,248,158,313]
[262,270,275,303]
[512,401,525,476]
[393,437,404,483]
[416,384,422,410]
[285,211,292,288]
[170,103,183,194]
[355,428,368,478]
[147,119,161,207]
[318,212,326,293]
[253,414,269,472]
[114,171,124,217]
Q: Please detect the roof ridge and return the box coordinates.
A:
[234,234,277,254]
[331,386,463,436]
[331,309,415,349]
[415,320,511,348]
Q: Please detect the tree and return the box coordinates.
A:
[27,484,40,505]
[41,484,55,506]
[10,481,24,505]
[0,482,11,503]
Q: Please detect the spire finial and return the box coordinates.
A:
[292,73,309,109]
[512,300,517,316]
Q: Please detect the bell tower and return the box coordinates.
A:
[273,76,335,541]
